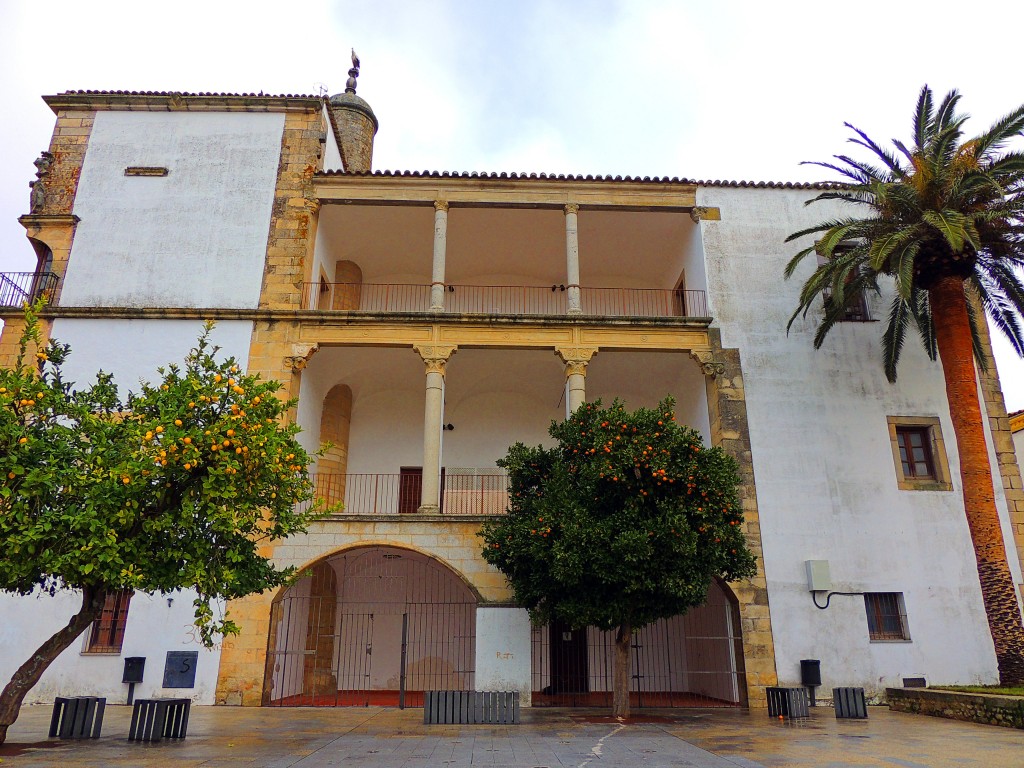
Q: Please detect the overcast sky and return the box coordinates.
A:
[1,0,1022,408]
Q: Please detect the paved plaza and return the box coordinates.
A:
[1,703,1022,767]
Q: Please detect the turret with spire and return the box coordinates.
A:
[327,49,378,172]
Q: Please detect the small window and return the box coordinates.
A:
[84,591,132,653]
[864,592,910,641]
[887,416,953,491]
[896,427,935,479]
[817,250,870,321]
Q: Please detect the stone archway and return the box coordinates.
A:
[264,545,477,706]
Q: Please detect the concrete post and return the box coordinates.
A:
[564,203,582,315]
[414,345,457,513]
[430,201,449,311]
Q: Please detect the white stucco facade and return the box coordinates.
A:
[60,111,284,309]
[3,89,1023,710]
[699,185,1023,696]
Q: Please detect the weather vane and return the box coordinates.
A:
[346,49,360,94]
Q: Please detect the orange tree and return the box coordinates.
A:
[785,86,1024,684]
[0,306,326,742]
[480,397,755,719]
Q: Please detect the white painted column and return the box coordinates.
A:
[414,345,456,513]
[556,347,597,417]
[474,606,533,705]
[429,201,449,311]
[564,203,582,315]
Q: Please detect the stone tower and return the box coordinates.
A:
[328,50,378,172]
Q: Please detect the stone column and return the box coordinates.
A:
[564,203,582,315]
[430,201,449,311]
[556,347,597,417]
[414,345,457,513]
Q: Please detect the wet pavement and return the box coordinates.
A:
[1,703,1022,767]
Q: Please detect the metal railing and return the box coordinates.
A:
[0,272,58,308]
[309,472,509,516]
[303,282,708,319]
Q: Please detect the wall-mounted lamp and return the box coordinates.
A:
[166,597,174,607]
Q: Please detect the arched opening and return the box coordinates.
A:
[264,545,477,707]
[530,578,746,707]
[315,384,353,506]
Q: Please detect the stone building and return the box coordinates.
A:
[1,74,1022,709]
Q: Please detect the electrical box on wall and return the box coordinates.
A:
[805,560,832,592]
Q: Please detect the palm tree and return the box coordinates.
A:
[785,85,1024,685]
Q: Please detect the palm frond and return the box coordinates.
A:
[881,295,911,382]
[844,123,907,177]
[910,288,937,361]
[973,104,1024,157]
[913,85,933,151]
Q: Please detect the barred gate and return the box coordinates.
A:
[265,546,476,707]
[531,580,745,707]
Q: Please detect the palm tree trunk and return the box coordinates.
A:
[931,276,1024,685]
[612,622,631,719]
[0,587,106,744]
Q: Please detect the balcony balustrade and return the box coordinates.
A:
[307,472,510,516]
[303,282,708,319]
[0,272,58,309]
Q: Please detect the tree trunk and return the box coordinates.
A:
[0,587,106,744]
[612,622,632,719]
[930,276,1024,684]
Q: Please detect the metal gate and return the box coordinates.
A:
[265,546,477,706]
[531,580,745,707]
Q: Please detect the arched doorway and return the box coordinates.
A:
[265,546,477,706]
[530,578,745,707]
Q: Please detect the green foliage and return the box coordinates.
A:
[480,397,756,631]
[785,85,1024,381]
[0,305,326,643]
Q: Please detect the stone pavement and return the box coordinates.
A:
[1,704,1022,767]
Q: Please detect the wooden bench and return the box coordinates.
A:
[424,690,519,724]
[49,696,105,739]
[128,697,191,741]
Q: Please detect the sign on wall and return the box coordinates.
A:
[162,651,199,688]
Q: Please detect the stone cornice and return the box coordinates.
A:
[43,92,323,115]
[314,173,697,209]
[10,305,712,328]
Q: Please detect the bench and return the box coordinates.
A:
[833,686,868,718]
[424,690,520,725]
[128,697,191,741]
[766,686,810,718]
[49,696,105,739]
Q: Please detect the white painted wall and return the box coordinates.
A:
[322,106,344,172]
[0,589,226,704]
[475,607,532,703]
[0,318,254,704]
[61,111,284,308]
[698,185,1024,696]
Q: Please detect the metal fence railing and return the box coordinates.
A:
[308,472,509,516]
[0,272,58,308]
[302,282,708,319]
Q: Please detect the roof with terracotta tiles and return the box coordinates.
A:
[316,169,838,189]
[43,91,840,189]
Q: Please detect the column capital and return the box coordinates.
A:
[414,344,457,374]
[556,346,598,377]
[434,200,450,213]
[284,343,319,371]
[689,347,725,377]
[564,202,580,216]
